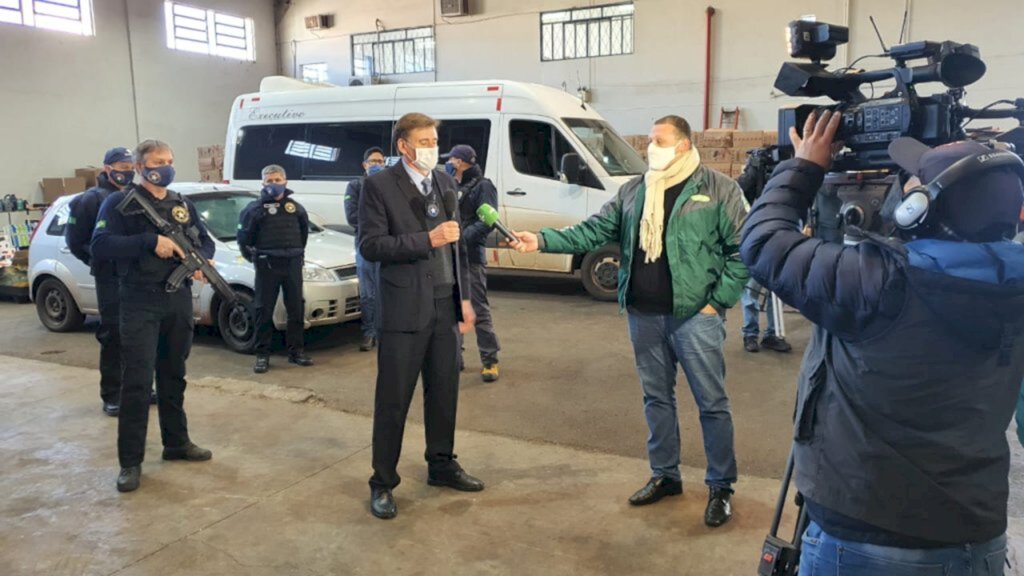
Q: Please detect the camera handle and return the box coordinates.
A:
[757,445,810,576]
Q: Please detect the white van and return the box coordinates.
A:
[223,77,647,300]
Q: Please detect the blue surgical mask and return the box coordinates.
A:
[109,169,135,187]
[264,183,287,198]
[143,165,175,187]
[367,164,385,177]
[445,162,457,177]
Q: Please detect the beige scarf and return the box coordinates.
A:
[639,147,702,262]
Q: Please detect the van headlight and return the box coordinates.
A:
[303,263,336,283]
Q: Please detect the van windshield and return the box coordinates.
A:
[563,118,646,177]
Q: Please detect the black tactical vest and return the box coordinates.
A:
[125,190,191,286]
[255,200,303,251]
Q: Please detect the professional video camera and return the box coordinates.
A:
[762,18,1024,245]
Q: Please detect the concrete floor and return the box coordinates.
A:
[2,275,1024,575]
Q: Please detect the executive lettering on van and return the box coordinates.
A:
[247,108,306,121]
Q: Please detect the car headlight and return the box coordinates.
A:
[303,263,336,283]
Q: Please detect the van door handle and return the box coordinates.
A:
[506,189,527,196]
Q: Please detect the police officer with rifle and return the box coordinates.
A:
[92,139,229,493]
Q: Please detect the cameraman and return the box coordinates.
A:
[741,111,1024,574]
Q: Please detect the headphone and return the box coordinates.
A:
[894,149,1024,230]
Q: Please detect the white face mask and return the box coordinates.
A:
[647,143,680,171]
[411,146,440,172]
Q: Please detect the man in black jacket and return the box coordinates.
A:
[65,147,136,416]
[741,111,1024,572]
[237,164,313,373]
[444,144,501,381]
[344,147,386,352]
[359,112,480,520]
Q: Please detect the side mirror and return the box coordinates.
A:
[560,153,583,185]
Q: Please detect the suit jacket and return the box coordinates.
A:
[358,161,470,332]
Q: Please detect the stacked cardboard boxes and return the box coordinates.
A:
[623,129,778,180]
[197,145,225,183]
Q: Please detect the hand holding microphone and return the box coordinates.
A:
[476,204,522,249]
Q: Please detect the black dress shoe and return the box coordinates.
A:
[628,476,683,506]
[370,487,397,519]
[761,335,793,353]
[117,465,141,492]
[288,353,314,367]
[103,402,120,417]
[359,335,376,352]
[743,335,760,353]
[162,442,213,462]
[428,466,485,492]
[254,355,270,374]
[705,487,733,527]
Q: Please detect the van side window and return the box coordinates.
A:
[233,124,306,181]
[437,119,491,173]
[304,122,392,179]
[509,120,575,180]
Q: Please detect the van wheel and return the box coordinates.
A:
[36,278,84,332]
[217,291,256,354]
[581,244,620,302]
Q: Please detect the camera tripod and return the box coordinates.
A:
[757,446,809,576]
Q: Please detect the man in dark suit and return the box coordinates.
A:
[359,112,482,520]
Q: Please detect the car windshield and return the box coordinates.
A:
[190,191,322,242]
[563,118,646,177]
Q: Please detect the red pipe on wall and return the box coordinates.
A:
[703,6,716,130]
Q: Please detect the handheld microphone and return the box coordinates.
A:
[476,204,517,244]
[442,189,457,221]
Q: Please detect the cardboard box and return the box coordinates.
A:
[701,147,732,162]
[692,132,704,148]
[762,131,780,146]
[701,129,733,148]
[704,162,732,175]
[198,156,217,171]
[75,166,103,189]
[197,146,214,158]
[730,164,745,179]
[732,148,750,162]
[199,169,223,183]
[39,177,87,204]
[731,130,765,151]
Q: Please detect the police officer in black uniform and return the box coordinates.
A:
[92,139,215,493]
[236,164,313,374]
[65,147,135,416]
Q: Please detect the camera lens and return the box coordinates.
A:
[843,205,865,227]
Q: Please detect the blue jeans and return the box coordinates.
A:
[800,522,1008,576]
[627,311,737,488]
[356,251,379,338]
[742,279,775,338]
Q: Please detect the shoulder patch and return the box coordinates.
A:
[691,194,711,203]
[95,220,106,230]
[67,216,77,225]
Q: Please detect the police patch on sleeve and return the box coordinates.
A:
[284,202,296,214]
[171,205,190,224]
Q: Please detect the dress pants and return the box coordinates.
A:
[370,296,461,490]
[95,276,122,404]
[254,256,304,356]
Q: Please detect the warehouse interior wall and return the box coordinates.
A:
[277,0,1024,138]
[2,0,277,203]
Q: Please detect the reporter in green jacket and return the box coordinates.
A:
[513,115,749,528]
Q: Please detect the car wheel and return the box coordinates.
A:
[217,291,257,354]
[581,244,620,302]
[35,278,85,332]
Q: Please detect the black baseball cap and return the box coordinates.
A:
[103,147,133,165]
[441,144,476,164]
[888,137,1024,240]
[363,147,385,161]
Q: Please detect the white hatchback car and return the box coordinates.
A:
[29,183,361,353]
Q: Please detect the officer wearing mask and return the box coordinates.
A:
[344,147,386,352]
[92,139,215,493]
[742,111,1024,573]
[443,144,501,382]
[237,165,313,373]
[65,147,136,416]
